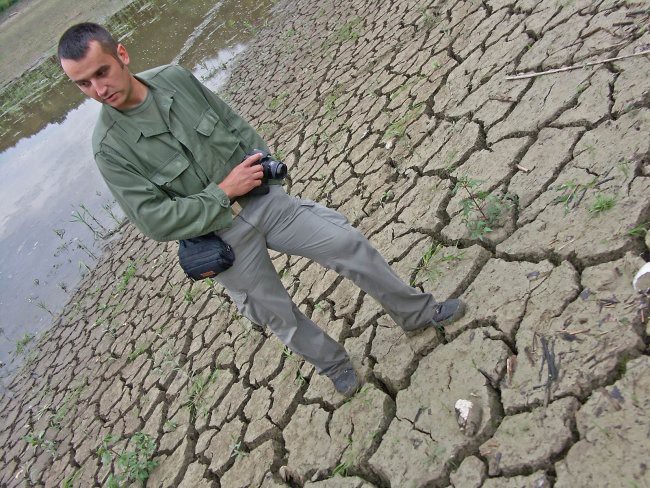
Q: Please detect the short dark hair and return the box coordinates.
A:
[58,23,119,61]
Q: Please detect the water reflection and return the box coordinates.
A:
[0,0,276,376]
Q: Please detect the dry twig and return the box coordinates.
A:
[506,49,650,80]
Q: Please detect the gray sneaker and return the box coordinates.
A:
[431,298,466,330]
[330,366,360,397]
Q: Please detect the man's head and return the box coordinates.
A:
[58,22,119,61]
[58,23,145,111]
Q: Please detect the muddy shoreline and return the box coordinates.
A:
[1,0,649,486]
[0,0,135,89]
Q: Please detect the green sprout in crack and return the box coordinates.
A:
[14,333,35,355]
[229,436,248,460]
[589,194,616,215]
[267,92,289,111]
[183,285,200,303]
[294,370,307,387]
[412,243,464,286]
[98,432,159,487]
[627,221,649,238]
[127,343,149,362]
[383,104,425,142]
[322,16,363,48]
[24,431,57,456]
[452,176,515,240]
[185,369,220,420]
[115,260,137,294]
[331,459,352,477]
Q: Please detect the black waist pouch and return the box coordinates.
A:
[178,234,235,281]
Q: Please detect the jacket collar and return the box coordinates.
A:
[101,75,176,144]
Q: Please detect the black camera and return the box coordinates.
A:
[246,149,287,196]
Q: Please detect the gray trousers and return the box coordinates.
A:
[215,186,437,376]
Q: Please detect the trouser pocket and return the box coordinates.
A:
[298,199,350,230]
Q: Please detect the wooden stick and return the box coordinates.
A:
[506,49,650,81]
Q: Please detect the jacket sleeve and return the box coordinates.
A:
[96,148,233,242]
[186,70,270,154]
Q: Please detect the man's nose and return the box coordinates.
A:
[92,79,108,96]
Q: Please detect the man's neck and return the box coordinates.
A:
[120,75,149,111]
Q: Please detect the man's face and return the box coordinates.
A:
[61,41,136,110]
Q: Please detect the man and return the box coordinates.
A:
[58,23,465,397]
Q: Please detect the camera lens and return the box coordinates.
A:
[265,159,287,179]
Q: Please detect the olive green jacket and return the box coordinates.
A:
[92,64,268,241]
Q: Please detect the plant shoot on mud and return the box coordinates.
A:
[452,176,515,239]
[412,243,464,286]
[98,432,159,487]
[589,193,616,214]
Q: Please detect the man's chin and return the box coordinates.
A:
[102,93,121,107]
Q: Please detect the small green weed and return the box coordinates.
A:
[627,221,648,237]
[49,381,86,429]
[115,260,137,293]
[589,194,616,214]
[268,92,290,111]
[294,370,307,387]
[382,104,425,142]
[183,285,200,303]
[185,369,220,419]
[229,436,247,460]
[379,189,395,206]
[453,177,515,239]
[98,432,159,487]
[324,84,346,119]
[412,244,464,285]
[14,333,35,355]
[419,7,441,29]
[331,459,352,477]
[127,343,149,362]
[24,431,57,456]
[0,0,20,15]
[321,17,364,50]
[617,159,631,179]
[61,469,81,488]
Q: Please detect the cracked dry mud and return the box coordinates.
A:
[1,0,649,487]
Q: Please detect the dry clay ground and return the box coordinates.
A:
[2,0,650,487]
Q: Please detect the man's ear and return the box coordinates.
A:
[116,43,130,66]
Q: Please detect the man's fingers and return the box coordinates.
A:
[242,152,263,166]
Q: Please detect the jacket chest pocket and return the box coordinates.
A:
[195,108,241,167]
[150,152,199,196]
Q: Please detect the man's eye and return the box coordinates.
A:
[77,81,90,87]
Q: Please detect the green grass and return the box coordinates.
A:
[589,194,616,214]
[115,260,137,293]
[98,432,159,487]
[185,369,220,419]
[382,103,425,142]
[267,92,289,111]
[627,221,648,237]
[453,176,515,239]
[412,244,464,285]
[127,343,149,362]
[0,0,20,13]
[14,332,34,355]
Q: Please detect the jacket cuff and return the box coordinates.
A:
[205,182,234,227]
[205,182,231,207]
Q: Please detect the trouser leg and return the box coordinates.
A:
[254,187,438,330]
[215,213,349,376]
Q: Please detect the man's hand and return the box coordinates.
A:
[218,152,264,199]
